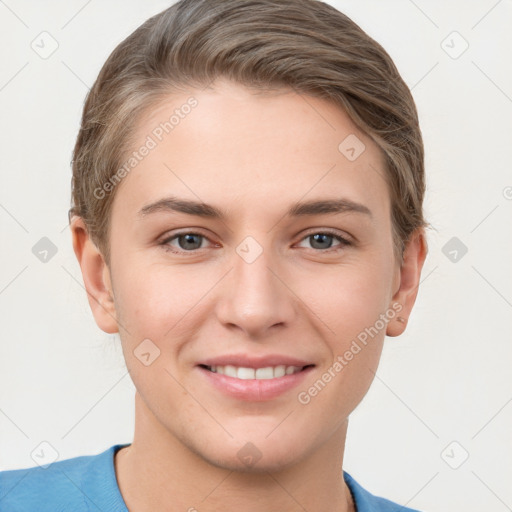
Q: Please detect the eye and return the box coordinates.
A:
[296,231,351,252]
[160,232,214,254]
[159,229,352,255]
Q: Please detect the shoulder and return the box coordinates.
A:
[0,444,129,512]
[344,471,422,512]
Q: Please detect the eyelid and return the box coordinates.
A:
[159,226,212,240]
[299,227,354,244]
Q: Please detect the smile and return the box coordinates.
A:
[197,362,315,401]
[202,364,308,380]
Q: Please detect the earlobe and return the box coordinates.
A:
[70,216,118,334]
[386,229,428,337]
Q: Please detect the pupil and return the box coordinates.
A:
[311,233,332,249]
[180,234,201,250]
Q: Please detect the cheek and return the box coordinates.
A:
[111,261,217,389]
[113,263,198,338]
[303,257,394,338]
[297,280,388,424]
[296,256,393,401]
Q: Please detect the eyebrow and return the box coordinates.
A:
[138,196,372,220]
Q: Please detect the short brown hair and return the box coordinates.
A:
[70,0,426,264]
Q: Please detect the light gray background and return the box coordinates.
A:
[1,1,511,511]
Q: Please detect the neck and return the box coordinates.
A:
[115,392,355,512]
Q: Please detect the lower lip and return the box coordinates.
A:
[197,366,314,401]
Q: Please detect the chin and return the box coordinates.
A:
[206,447,305,474]
[187,428,311,474]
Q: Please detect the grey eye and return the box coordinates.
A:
[175,233,204,250]
[308,233,335,250]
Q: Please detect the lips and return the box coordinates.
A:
[195,354,316,401]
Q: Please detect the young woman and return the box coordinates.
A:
[0,1,427,510]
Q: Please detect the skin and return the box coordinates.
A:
[72,78,427,512]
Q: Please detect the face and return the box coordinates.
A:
[83,79,414,472]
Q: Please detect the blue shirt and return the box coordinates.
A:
[0,444,421,511]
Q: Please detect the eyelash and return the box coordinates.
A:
[159,229,352,255]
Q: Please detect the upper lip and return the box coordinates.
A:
[198,354,315,369]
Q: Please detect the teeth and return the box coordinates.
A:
[238,367,255,379]
[274,365,286,378]
[224,365,237,378]
[255,367,273,379]
[208,364,303,379]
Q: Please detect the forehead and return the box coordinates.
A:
[112,79,389,224]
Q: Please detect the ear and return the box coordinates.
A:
[386,228,428,337]
[70,216,118,334]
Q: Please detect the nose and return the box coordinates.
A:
[214,241,296,339]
